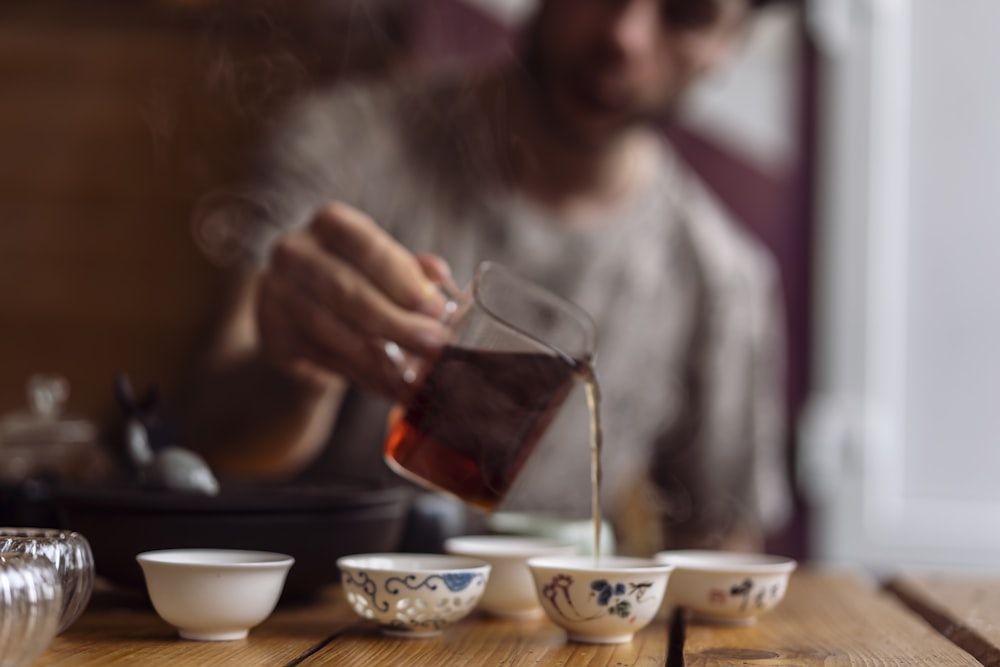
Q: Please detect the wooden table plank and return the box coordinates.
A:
[36,586,352,667]
[887,572,1000,667]
[298,598,670,667]
[680,569,981,666]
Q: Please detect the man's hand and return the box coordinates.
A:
[256,202,453,401]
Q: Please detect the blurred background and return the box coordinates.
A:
[0,0,997,572]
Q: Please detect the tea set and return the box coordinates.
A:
[0,262,796,655]
[0,523,798,657]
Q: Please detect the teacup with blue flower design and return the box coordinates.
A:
[526,555,674,644]
[337,553,491,638]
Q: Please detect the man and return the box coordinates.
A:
[189,0,792,553]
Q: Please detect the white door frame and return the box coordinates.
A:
[801,0,1000,572]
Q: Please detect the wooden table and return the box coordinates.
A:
[887,572,1000,667]
[35,569,998,666]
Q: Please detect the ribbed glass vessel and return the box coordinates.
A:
[0,528,94,632]
[0,553,63,667]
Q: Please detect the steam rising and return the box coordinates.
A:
[191,188,277,268]
[178,0,411,267]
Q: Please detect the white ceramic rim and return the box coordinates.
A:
[444,535,578,558]
[653,550,797,574]
[136,548,294,568]
[337,553,490,573]
[526,555,673,574]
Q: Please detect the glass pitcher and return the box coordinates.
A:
[384,261,596,512]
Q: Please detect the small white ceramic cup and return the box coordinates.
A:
[136,548,294,641]
[654,550,797,625]
[337,553,490,638]
[444,535,578,619]
[527,555,674,644]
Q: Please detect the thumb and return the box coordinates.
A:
[416,254,458,294]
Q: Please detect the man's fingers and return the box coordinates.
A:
[270,232,449,356]
[416,253,462,305]
[257,202,458,401]
[309,203,448,317]
[416,254,455,290]
[259,271,412,400]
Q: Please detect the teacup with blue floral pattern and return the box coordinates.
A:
[526,555,674,644]
[337,553,490,637]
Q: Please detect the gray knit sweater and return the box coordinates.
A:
[240,72,791,546]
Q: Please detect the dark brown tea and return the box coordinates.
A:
[384,346,577,511]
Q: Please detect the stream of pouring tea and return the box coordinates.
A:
[576,360,603,565]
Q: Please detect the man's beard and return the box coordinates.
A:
[515,28,679,152]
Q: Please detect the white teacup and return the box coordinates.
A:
[137,548,294,641]
[654,550,797,625]
[337,553,490,637]
[527,555,673,644]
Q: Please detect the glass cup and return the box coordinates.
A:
[0,528,94,633]
[0,553,63,667]
[384,261,596,512]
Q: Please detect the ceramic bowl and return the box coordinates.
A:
[0,528,94,632]
[444,535,577,619]
[654,550,797,625]
[526,555,673,644]
[136,548,294,641]
[0,553,63,667]
[337,553,490,638]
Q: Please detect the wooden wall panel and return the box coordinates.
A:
[0,0,407,434]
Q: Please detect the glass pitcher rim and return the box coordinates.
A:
[470,261,597,365]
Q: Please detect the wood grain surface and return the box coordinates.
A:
[36,585,351,667]
[681,568,981,666]
[297,610,668,667]
[33,569,999,666]
[887,572,1000,667]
